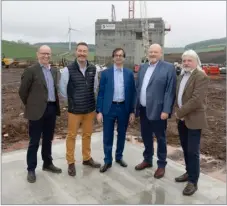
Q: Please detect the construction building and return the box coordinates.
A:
[95,18,170,67]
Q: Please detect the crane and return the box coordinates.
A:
[128,1,135,19]
[111,4,116,21]
[140,1,149,62]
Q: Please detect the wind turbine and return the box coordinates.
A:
[67,17,79,52]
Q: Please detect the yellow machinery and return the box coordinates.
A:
[2,54,14,68]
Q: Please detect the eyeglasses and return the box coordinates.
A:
[40,53,51,56]
[114,55,124,58]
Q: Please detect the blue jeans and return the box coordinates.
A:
[178,120,201,184]
[103,103,129,164]
[140,106,167,168]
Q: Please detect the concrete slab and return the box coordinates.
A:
[2,132,226,204]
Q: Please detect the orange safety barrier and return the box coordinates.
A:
[209,66,220,75]
[202,66,220,75]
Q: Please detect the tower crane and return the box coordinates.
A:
[140,1,149,62]
[111,4,116,21]
[128,1,135,19]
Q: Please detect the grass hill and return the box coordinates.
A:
[2,40,95,61]
[185,37,226,50]
[2,37,226,63]
[2,40,37,59]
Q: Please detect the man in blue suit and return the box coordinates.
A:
[135,44,177,179]
[96,48,136,173]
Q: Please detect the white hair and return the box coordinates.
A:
[182,49,202,70]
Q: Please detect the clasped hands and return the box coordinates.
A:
[96,113,135,124]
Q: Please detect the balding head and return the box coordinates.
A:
[37,45,52,66]
[148,43,162,64]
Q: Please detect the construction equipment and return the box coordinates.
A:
[202,64,220,75]
[128,1,135,19]
[111,5,116,21]
[2,54,14,68]
[140,1,149,64]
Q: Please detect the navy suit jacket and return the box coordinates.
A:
[96,66,136,116]
[136,60,177,120]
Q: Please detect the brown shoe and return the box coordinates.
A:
[183,182,198,196]
[135,161,152,170]
[68,163,76,176]
[83,158,101,168]
[175,173,188,182]
[154,168,165,179]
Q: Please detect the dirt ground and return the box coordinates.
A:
[2,68,226,179]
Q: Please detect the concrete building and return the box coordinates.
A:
[95,18,169,67]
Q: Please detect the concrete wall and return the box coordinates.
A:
[95,18,166,67]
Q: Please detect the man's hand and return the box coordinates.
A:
[160,112,168,120]
[129,113,135,124]
[175,112,184,121]
[96,113,103,124]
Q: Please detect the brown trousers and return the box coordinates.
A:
[66,111,95,164]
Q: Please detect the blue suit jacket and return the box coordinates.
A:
[96,66,136,115]
[136,60,177,120]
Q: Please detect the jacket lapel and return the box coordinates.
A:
[182,69,198,95]
[110,66,114,92]
[147,61,162,86]
[50,69,56,87]
[37,63,47,89]
[140,63,149,87]
[176,74,184,96]
[123,68,127,92]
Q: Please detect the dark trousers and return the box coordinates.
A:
[103,103,129,164]
[140,106,167,168]
[178,120,201,184]
[27,103,57,171]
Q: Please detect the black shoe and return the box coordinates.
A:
[183,182,198,196]
[116,159,128,167]
[27,171,36,183]
[83,158,101,168]
[100,164,112,173]
[43,164,62,174]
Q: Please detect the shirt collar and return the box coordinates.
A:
[39,62,51,70]
[77,60,87,69]
[149,61,159,67]
[182,68,195,75]
[114,64,123,71]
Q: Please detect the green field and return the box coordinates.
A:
[2,40,37,59]
[2,40,95,62]
[2,38,225,62]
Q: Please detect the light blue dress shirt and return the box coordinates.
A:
[140,61,158,107]
[59,62,99,99]
[113,65,125,102]
[40,63,56,102]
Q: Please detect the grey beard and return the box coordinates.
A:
[182,67,193,72]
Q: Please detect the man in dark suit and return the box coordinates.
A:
[96,48,136,173]
[135,44,177,178]
[175,50,209,196]
[19,45,62,183]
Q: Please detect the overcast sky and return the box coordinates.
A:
[2,1,226,47]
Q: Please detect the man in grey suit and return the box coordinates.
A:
[19,45,62,183]
[135,44,177,179]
